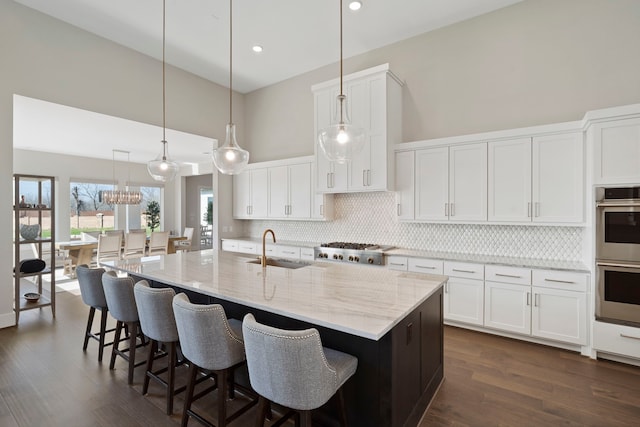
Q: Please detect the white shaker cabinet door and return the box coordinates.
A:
[288,163,312,219]
[395,151,415,220]
[415,147,449,221]
[250,168,269,218]
[532,132,584,223]
[488,138,532,222]
[444,277,484,326]
[232,170,251,219]
[268,165,289,218]
[449,143,487,221]
[593,117,640,185]
[531,286,587,345]
[484,281,531,335]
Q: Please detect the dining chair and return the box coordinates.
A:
[148,231,169,256]
[123,231,147,259]
[175,227,194,252]
[242,313,358,426]
[97,233,122,263]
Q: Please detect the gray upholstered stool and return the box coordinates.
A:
[134,281,185,415]
[242,313,358,427]
[76,264,114,362]
[102,271,147,384]
[172,293,258,427]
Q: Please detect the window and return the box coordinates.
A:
[69,181,115,238]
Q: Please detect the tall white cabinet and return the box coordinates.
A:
[313,64,402,193]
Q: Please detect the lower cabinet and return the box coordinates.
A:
[484,281,531,335]
[443,262,484,326]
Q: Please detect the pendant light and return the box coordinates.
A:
[103,150,143,205]
[318,0,366,164]
[212,0,250,175]
[147,0,179,182]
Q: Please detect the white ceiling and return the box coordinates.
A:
[12,0,522,165]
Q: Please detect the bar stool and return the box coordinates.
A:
[133,281,184,415]
[242,313,358,427]
[172,293,258,427]
[76,264,114,362]
[102,271,147,384]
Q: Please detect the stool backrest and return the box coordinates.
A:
[102,271,138,323]
[134,281,178,343]
[242,313,338,410]
[172,293,245,371]
[76,264,107,308]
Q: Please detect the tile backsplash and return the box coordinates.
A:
[245,192,586,262]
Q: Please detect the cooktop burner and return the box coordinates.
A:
[320,242,380,250]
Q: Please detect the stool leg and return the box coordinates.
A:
[110,321,123,370]
[127,322,137,384]
[167,341,176,415]
[337,387,348,426]
[217,369,227,427]
[255,396,268,427]
[98,308,108,363]
[83,307,96,352]
[142,340,157,395]
[181,363,199,427]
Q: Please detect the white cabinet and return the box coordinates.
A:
[593,117,640,185]
[484,265,532,335]
[300,247,315,261]
[233,167,268,219]
[414,143,487,222]
[593,321,640,360]
[268,163,311,219]
[276,245,301,259]
[314,64,402,193]
[387,256,408,271]
[394,151,414,220]
[221,239,238,252]
[443,261,484,326]
[408,258,443,275]
[487,132,583,224]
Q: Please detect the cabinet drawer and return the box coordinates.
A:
[444,261,484,280]
[264,244,277,256]
[532,270,588,292]
[593,321,640,360]
[238,242,258,255]
[485,265,531,286]
[408,258,444,275]
[221,240,238,252]
[387,256,408,271]
[276,246,300,259]
[300,247,315,261]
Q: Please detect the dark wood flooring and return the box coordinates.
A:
[1,291,639,426]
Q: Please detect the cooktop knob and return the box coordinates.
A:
[338,254,344,260]
[348,255,354,261]
[333,254,339,260]
[367,257,374,264]
[354,256,360,262]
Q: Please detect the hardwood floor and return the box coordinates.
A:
[1,290,639,426]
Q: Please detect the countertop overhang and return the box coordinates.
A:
[103,249,446,341]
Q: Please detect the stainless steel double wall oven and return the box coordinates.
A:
[596,187,640,326]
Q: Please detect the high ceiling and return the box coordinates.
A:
[13,0,522,94]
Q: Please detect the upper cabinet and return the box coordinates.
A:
[233,156,333,221]
[592,117,640,185]
[488,132,584,224]
[313,64,403,193]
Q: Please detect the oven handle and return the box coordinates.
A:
[596,201,640,207]
[596,261,640,269]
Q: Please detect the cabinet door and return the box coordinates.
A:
[449,143,487,221]
[484,281,531,335]
[415,147,449,221]
[250,168,269,218]
[488,138,532,222]
[365,75,389,191]
[395,151,415,220]
[232,171,251,219]
[347,78,370,191]
[268,166,289,218]
[314,88,335,193]
[288,163,311,219]
[593,117,640,185]
[444,277,484,326]
[532,133,583,223]
[532,287,587,345]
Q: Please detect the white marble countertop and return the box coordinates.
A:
[386,248,590,272]
[103,250,446,341]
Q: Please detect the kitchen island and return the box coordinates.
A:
[105,250,446,426]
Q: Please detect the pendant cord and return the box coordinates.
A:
[339,0,343,98]
[162,0,167,156]
[112,150,116,188]
[229,0,233,124]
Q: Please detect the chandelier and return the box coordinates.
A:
[103,149,143,205]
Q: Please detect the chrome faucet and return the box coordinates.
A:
[261,229,276,267]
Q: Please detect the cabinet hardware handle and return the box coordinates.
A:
[451,203,455,216]
[535,202,540,217]
[527,202,531,218]
[331,173,335,188]
[397,203,401,216]
[544,278,575,284]
[526,292,530,306]
[415,265,436,269]
[452,269,475,274]
[390,262,405,266]
[327,173,331,188]
[620,333,640,341]
[445,203,449,217]
[363,170,367,186]
[283,251,295,255]
[406,322,413,344]
[320,204,324,216]
[246,206,249,215]
[534,293,539,307]
[495,273,522,279]
[597,261,640,269]
[368,169,371,186]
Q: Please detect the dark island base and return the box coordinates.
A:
[140,276,443,427]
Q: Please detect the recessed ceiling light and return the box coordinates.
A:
[348,1,362,11]
[252,45,263,53]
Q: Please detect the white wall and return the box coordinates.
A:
[244,0,640,162]
[0,1,239,328]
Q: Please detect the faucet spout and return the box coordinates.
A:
[261,229,276,267]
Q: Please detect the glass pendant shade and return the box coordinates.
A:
[147,140,179,182]
[212,123,250,175]
[318,94,366,164]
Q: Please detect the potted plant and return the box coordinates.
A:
[143,201,161,232]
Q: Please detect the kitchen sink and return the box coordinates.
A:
[246,258,311,269]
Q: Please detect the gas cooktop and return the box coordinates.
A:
[315,242,394,265]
